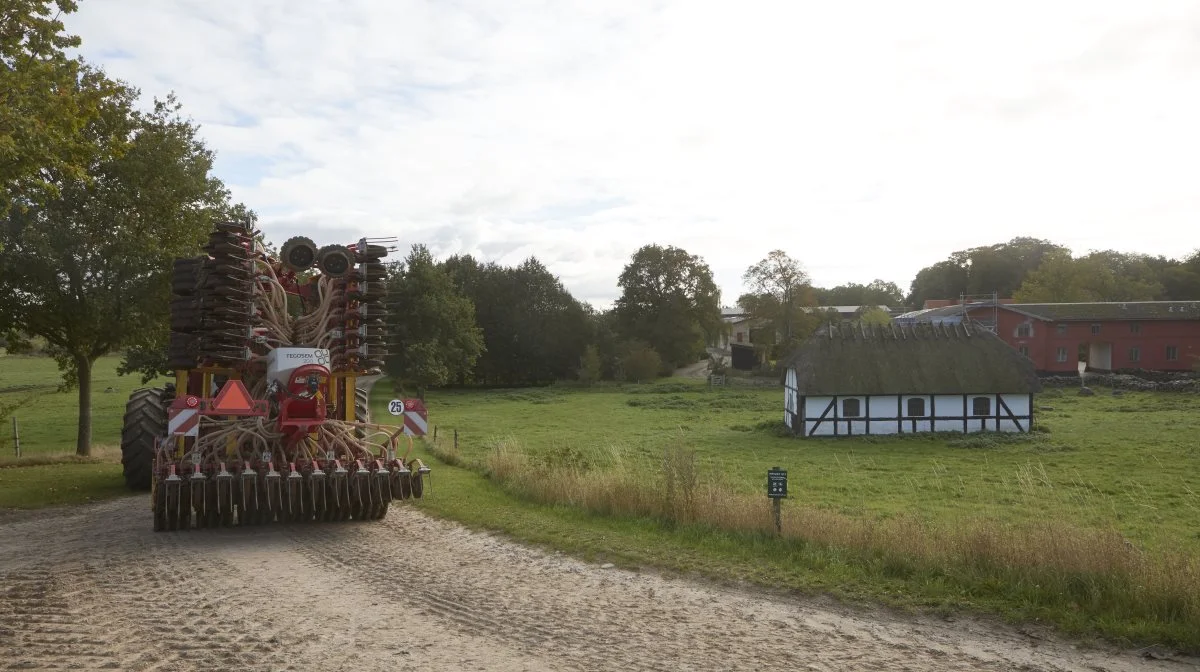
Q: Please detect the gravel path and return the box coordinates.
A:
[1,497,1195,671]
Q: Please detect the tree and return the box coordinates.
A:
[618,341,662,383]
[614,244,722,369]
[1074,250,1165,301]
[441,254,591,386]
[1160,250,1200,300]
[856,306,893,325]
[907,237,1069,307]
[1,0,126,216]
[383,244,484,397]
[907,260,971,309]
[1012,250,1084,302]
[0,92,244,456]
[577,345,601,386]
[741,250,812,345]
[1015,250,1166,303]
[815,279,903,307]
[586,306,624,381]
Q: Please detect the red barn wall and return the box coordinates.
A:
[965,307,1200,372]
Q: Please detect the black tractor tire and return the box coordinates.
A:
[121,386,172,491]
[354,387,370,439]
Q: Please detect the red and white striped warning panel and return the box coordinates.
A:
[168,396,201,437]
[169,408,199,439]
[389,398,428,436]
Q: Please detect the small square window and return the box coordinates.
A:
[1166,346,1179,361]
[1056,324,1067,335]
[842,398,861,417]
[971,396,991,416]
[1016,323,1032,338]
[1056,346,1068,362]
[1018,345,1030,358]
[1130,323,1141,334]
[1129,346,1140,363]
[906,397,926,417]
[1090,324,1101,335]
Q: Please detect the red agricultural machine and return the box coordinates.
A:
[119,219,429,531]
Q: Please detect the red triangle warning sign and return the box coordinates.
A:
[211,379,255,414]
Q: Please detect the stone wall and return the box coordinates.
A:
[1039,371,1200,392]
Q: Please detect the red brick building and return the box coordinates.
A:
[899,301,1200,373]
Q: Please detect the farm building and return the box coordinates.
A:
[782,321,1042,437]
[896,300,1200,373]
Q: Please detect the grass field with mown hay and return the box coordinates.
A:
[398,378,1200,651]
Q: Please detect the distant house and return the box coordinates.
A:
[781,321,1042,438]
[897,300,1200,373]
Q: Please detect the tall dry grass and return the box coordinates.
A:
[429,434,1200,633]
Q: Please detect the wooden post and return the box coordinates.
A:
[433,426,438,441]
[12,416,19,458]
[772,498,781,535]
[454,429,458,452]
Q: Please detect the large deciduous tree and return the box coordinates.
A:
[614,244,722,370]
[740,250,811,345]
[815,279,904,308]
[0,91,245,456]
[442,254,591,385]
[383,244,484,397]
[1015,250,1167,303]
[906,237,1069,308]
[0,0,125,216]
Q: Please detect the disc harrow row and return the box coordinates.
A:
[153,458,428,531]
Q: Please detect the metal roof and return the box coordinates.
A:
[1003,301,1200,322]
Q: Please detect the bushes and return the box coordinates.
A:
[577,345,602,386]
[620,343,662,383]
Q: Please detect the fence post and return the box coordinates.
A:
[433,426,438,441]
[12,416,19,458]
[454,429,458,452]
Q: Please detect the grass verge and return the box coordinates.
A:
[415,435,1200,651]
[0,463,130,509]
[0,445,132,509]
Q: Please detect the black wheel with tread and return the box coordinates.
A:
[280,236,318,272]
[121,386,172,491]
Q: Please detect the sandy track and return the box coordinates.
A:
[0,498,1195,671]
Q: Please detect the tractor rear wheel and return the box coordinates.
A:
[121,386,172,491]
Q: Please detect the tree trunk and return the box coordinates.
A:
[75,355,93,457]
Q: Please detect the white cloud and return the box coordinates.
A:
[66,0,1200,308]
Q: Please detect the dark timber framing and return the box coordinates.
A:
[798,393,1034,438]
[781,319,1042,438]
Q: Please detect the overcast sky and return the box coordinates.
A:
[66,1,1200,308]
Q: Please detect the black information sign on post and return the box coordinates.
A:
[767,467,787,498]
[767,467,787,534]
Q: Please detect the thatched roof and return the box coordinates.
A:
[781,321,1042,395]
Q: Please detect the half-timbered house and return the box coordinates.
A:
[782,321,1042,437]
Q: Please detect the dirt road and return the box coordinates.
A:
[1,498,1195,671]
